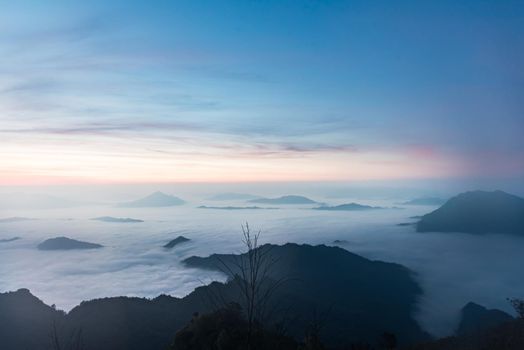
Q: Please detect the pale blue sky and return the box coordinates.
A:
[0,0,522,183]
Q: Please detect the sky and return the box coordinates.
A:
[0,0,523,185]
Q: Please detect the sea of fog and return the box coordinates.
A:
[1,192,524,338]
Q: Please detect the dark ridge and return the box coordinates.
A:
[248,195,318,205]
[37,237,103,250]
[417,190,524,235]
[0,289,65,350]
[456,302,514,336]
[163,236,190,248]
[314,202,384,211]
[0,244,428,350]
[408,318,524,350]
[0,237,20,243]
[184,243,428,346]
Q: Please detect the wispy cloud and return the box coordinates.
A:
[148,142,357,159]
[0,122,207,138]
[0,1,522,183]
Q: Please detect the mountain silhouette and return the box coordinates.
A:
[410,310,522,349]
[0,237,20,243]
[248,195,317,205]
[0,244,428,349]
[417,190,524,235]
[0,289,65,350]
[184,243,428,346]
[37,237,103,250]
[117,191,185,207]
[456,302,513,336]
[163,236,190,248]
[313,203,384,211]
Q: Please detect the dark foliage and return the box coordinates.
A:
[508,298,524,319]
[170,303,299,350]
[456,302,513,336]
[406,318,524,350]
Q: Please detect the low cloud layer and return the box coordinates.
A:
[1,190,523,337]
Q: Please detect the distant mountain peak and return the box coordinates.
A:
[417,190,524,235]
[163,236,190,248]
[314,202,383,211]
[37,237,103,250]
[249,195,317,205]
[117,191,185,207]
[91,216,143,223]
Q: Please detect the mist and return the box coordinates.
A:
[1,181,524,338]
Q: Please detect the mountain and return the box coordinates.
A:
[456,302,513,336]
[417,190,524,235]
[0,237,20,243]
[37,237,103,250]
[0,289,65,350]
[313,203,384,211]
[0,289,184,350]
[401,197,446,206]
[184,243,428,346]
[408,317,523,350]
[248,195,317,205]
[207,193,261,201]
[163,236,190,248]
[198,205,276,210]
[91,216,144,223]
[0,244,428,350]
[117,191,185,207]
